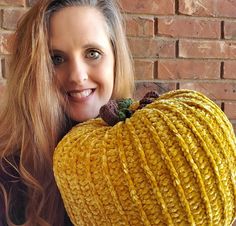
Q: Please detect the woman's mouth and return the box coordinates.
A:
[67,89,95,102]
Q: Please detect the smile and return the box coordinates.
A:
[67,89,95,102]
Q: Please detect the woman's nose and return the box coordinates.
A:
[69,58,88,84]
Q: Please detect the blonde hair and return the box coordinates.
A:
[0,0,134,225]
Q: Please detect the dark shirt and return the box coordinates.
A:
[0,156,73,226]
[0,196,5,226]
[0,156,25,226]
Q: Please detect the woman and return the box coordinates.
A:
[0,0,134,225]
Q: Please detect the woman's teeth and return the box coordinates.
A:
[69,89,93,98]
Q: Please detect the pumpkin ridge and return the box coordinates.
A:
[134,110,190,224]
[138,108,200,225]
[142,92,234,225]
[157,100,230,223]
[116,122,151,225]
[124,115,166,224]
[157,99,234,225]
[101,129,131,225]
[84,134,110,225]
[125,118,172,225]
[84,127,116,225]
[175,101,233,225]
[152,101,216,224]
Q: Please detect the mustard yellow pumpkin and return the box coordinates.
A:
[53,89,236,226]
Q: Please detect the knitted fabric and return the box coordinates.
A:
[53,89,236,226]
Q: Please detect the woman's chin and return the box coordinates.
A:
[69,111,99,123]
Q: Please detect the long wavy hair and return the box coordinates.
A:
[0,0,134,225]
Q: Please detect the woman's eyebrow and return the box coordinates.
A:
[50,49,65,55]
[82,42,105,50]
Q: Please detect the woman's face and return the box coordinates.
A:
[49,6,114,122]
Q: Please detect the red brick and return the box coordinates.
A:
[224,102,236,120]
[224,61,236,79]
[214,0,236,18]
[2,9,26,30]
[134,60,154,80]
[179,0,210,16]
[0,0,25,6]
[158,17,220,39]
[134,81,176,99]
[128,37,175,58]
[0,33,15,54]
[120,0,175,15]
[224,21,236,40]
[179,40,236,59]
[179,0,236,18]
[125,16,154,37]
[179,82,236,100]
[158,60,220,79]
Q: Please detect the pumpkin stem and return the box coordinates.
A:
[99,91,159,126]
[99,99,133,126]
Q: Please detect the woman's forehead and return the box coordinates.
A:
[49,6,112,51]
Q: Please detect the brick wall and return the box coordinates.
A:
[121,0,236,132]
[0,0,236,131]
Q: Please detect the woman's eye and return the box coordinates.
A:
[86,50,101,59]
[51,55,65,65]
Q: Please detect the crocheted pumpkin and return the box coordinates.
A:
[53,89,236,226]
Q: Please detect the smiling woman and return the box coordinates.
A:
[0,0,134,225]
[49,6,115,122]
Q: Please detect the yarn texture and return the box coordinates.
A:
[53,89,236,226]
